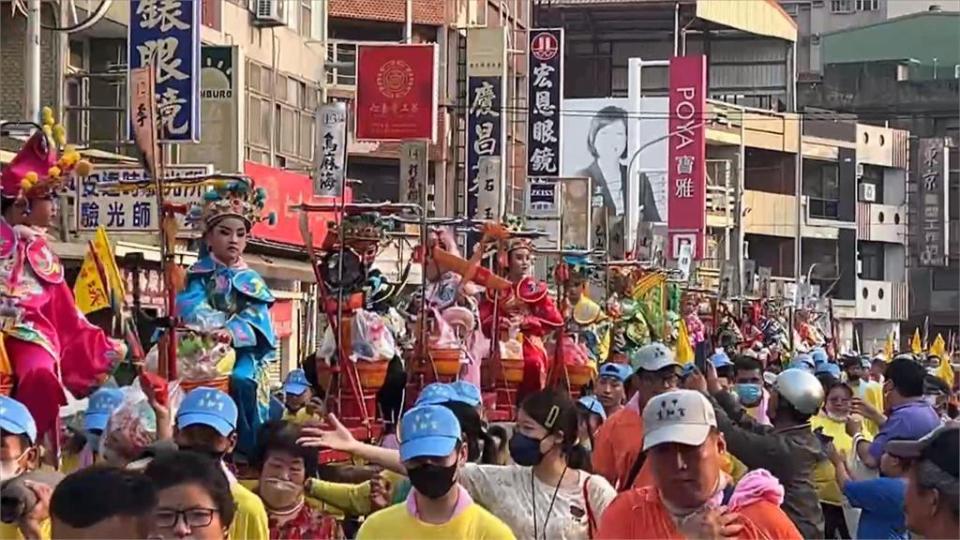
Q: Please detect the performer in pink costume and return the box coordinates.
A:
[0,122,124,440]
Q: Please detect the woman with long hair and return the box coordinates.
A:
[300,388,616,540]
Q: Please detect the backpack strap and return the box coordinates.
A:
[582,475,597,539]
[621,450,647,492]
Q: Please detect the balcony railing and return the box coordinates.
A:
[326,40,403,89]
[64,70,134,156]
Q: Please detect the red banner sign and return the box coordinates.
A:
[667,55,707,260]
[245,161,347,247]
[270,300,294,338]
[355,44,438,142]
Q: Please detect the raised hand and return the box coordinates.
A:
[298,413,358,452]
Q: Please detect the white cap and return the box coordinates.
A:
[631,342,680,372]
[642,389,717,451]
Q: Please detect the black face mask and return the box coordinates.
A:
[407,462,458,499]
[509,432,546,467]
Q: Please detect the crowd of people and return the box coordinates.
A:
[1,343,957,540]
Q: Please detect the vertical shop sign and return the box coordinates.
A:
[314,102,348,197]
[916,138,950,266]
[527,29,563,178]
[399,140,428,205]
[466,27,507,223]
[128,0,201,142]
[667,55,707,260]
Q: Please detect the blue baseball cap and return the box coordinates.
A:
[0,396,37,445]
[84,387,124,432]
[176,388,238,437]
[577,395,607,421]
[790,354,815,372]
[398,405,462,462]
[815,362,841,379]
[811,348,829,365]
[283,369,311,396]
[449,381,482,408]
[710,351,734,369]
[598,363,632,383]
[415,383,456,406]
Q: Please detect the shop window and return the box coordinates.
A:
[804,161,840,219]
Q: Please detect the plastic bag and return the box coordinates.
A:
[99,381,157,465]
[145,332,236,382]
[352,309,396,362]
[429,308,460,349]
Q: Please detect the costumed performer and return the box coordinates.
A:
[479,227,562,404]
[559,255,610,365]
[0,109,125,441]
[179,179,276,458]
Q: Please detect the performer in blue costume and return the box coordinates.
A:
[179,179,276,457]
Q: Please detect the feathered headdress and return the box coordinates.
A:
[1,107,93,199]
[503,214,534,253]
[186,178,275,230]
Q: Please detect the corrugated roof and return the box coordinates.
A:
[822,11,960,68]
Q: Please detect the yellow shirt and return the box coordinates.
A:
[0,519,51,540]
[810,414,871,506]
[356,501,515,540]
[305,470,407,517]
[229,481,270,540]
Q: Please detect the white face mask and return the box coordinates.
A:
[0,449,28,479]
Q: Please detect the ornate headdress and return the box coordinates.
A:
[1,107,93,200]
[326,212,388,248]
[503,214,534,253]
[187,178,274,230]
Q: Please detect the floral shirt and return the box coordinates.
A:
[268,503,343,540]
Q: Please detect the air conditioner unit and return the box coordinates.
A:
[858,183,877,203]
[252,0,284,27]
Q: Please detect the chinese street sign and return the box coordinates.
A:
[179,46,242,174]
[399,140,429,206]
[128,0,201,142]
[915,137,950,266]
[466,27,507,227]
[475,156,503,221]
[667,55,707,260]
[525,179,560,218]
[129,66,158,181]
[527,29,563,178]
[75,165,213,233]
[355,44,438,142]
[314,102,347,197]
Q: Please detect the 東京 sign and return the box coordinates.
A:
[916,137,950,267]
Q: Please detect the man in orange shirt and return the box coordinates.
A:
[591,342,679,490]
[596,389,802,539]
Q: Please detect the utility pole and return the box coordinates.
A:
[25,0,41,122]
[405,0,413,44]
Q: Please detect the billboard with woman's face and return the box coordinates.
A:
[561,98,669,242]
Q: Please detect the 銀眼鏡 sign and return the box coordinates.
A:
[128,0,201,142]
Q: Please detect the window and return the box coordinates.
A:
[803,161,840,219]
[860,164,884,204]
[932,267,959,291]
[830,0,855,12]
[300,0,312,37]
[859,242,884,281]
[855,0,879,10]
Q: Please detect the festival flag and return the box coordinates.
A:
[911,329,922,356]
[930,334,955,388]
[884,331,895,362]
[675,318,695,365]
[74,227,125,314]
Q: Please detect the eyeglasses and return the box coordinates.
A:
[154,508,218,529]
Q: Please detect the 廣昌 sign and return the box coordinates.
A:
[128,0,201,142]
[314,102,347,197]
[916,138,950,267]
[75,165,212,232]
[466,27,506,231]
[527,29,563,178]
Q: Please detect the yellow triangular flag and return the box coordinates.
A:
[911,329,922,355]
[931,334,955,388]
[675,319,695,365]
[95,227,126,304]
[74,248,110,314]
[884,332,895,363]
[931,334,947,359]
